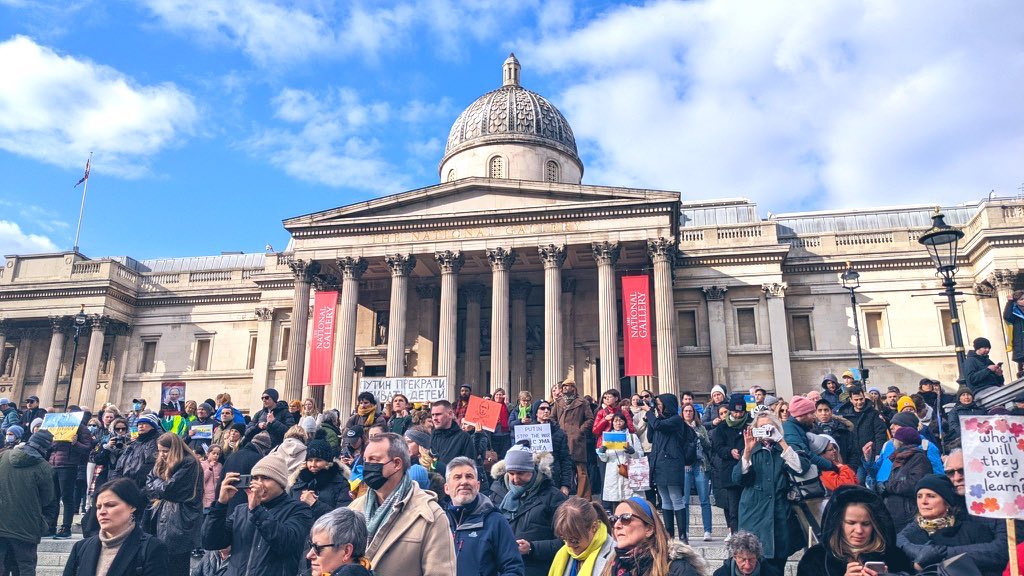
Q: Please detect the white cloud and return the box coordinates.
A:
[528,0,1024,210]
[0,35,198,178]
[0,220,59,257]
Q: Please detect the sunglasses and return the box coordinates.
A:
[945,468,964,477]
[306,541,336,556]
[641,395,652,399]
[537,406,551,411]
[114,427,128,432]
[261,396,271,400]
[609,512,649,525]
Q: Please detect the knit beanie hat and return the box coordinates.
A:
[263,389,279,402]
[973,337,991,350]
[896,395,916,413]
[789,395,816,418]
[27,429,53,453]
[807,432,830,455]
[763,395,779,408]
[305,439,335,462]
[955,386,973,399]
[251,454,289,489]
[6,425,24,440]
[199,403,214,413]
[408,464,429,490]
[711,385,728,398]
[893,426,921,446]
[230,423,247,435]
[30,417,44,430]
[299,416,318,437]
[890,412,920,429]
[404,428,432,450]
[504,444,535,473]
[250,431,273,452]
[728,394,747,413]
[137,413,162,430]
[805,390,822,403]
[916,474,958,507]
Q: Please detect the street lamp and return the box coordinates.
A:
[841,262,866,378]
[63,305,88,410]
[917,210,966,379]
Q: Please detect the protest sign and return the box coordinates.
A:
[359,377,447,405]
[744,395,756,413]
[961,415,1024,519]
[462,395,502,432]
[161,381,186,417]
[603,431,628,450]
[514,423,552,452]
[628,456,651,491]
[41,412,84,442]
[192,424,213,440]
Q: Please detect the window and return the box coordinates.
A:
[790,314,813,351]
[865,311,885,348]
[195,338,212,371]
[939,309,955,346]
[489,156,504,178]
[140,341,157,373]
[677,310,698,347]
[736,308,757,345]
[280,327,291,362]
[247,334,258,370]
[447,169,455,182]
[545,160,559,182]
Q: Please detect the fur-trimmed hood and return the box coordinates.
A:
[831,415,855,430]
[490,450,554,481]
[668,541,710,576]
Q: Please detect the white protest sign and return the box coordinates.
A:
[359,377,448,405]
[514,423,552,453]
[960,414,1024,518]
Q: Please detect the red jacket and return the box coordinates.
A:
[592,406,635,447]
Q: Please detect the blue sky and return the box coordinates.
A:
[2,1,1022,261]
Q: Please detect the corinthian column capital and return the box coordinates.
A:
[288,259,321,282]
[434,251,464,274]
[647,237,678,264]
[702,285,728,301]
[538,244,567,269]
[337,257,368,280]
[486,247,516,271]
[384,254,416,277]
[591,241,620,266]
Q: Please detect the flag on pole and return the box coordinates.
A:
[74,157,90,187]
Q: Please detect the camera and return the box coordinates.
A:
[752,426,772,439]
[237,474,252,486]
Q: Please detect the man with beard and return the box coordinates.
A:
[552,378,594,498]
[836,386,888,470]
[455,384,472,425]
[710,394,749,542]
[782,395,835,473]
[532,400,572,495]
[444,456,523,576]
[245,388,295,448]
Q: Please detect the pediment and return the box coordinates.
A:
[284,177,679,231]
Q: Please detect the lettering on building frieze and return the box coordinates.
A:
[369,221,585,244]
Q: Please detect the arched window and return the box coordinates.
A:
[545,160,559,182]
[447,169,456,182]
[489,156,504,178]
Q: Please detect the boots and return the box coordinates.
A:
[661,509,675,538]
[675,509,689,544]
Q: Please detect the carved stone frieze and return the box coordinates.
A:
[991,269,1018,289]
[702,286,728,301]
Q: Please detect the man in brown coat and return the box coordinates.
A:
[551,378,594,498]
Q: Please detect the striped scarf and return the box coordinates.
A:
[364,474,413,544]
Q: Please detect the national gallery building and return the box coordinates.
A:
[2,55,1023,414]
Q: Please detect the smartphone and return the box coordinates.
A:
[237,473,252,486]
[863,562,887,574]
[752,426,771,439]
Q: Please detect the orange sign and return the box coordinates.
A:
[463,395,502,432]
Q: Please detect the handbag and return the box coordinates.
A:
[617,463,629,478]
[786,454,826,501]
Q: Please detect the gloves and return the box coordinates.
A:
[624,445,636,454]
[768,426,783,443]
[598,446,607,454]
[914,544,947,567]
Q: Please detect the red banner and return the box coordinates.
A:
[307,291,338,386]
[622,275,653,376]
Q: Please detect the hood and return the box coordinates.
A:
[657,393,679,416]
[831,415,855,430]
[821,374,839,390]
[490,450,553,481]
[292,461,344,486]
[277,437,306,458]
[468,492,497,516]
[667,541,709,576]
[9,447,45,468]
[820,485,897,551]
[272,400,291,415]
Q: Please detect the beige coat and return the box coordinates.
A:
[349,482,456,576]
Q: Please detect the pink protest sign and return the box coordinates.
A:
[960,415,1024,519]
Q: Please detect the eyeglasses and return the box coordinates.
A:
[609,513,648,525]
[640,394,652,399]
[307,541,336,556]
[945,468,964,477]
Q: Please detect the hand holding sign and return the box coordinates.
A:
[462,396,502,432]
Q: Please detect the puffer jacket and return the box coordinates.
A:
[897,508,1008,574]
[447,493,524,576]
[667,540,711,576]
[49,422,94,469]
[287,462,352,521]
[110,427,160,488]
[144,455,204,554]
[244,400,294,447]
[201,491,312,576]
[646,394,695,487]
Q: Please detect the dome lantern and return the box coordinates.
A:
[503,53,521,87]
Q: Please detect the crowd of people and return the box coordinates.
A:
[0,335,1020,576]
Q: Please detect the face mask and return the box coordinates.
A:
[132,403,142,411]
[362,461,393,490]
[4,435,14,445]
[88,425,99,433]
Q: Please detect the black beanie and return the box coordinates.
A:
[263,389,279,402]
[728,393,746,412]
[973,337,992,350]
[305,439,335,462]
[916,474,958,508]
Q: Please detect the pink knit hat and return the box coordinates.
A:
[788,395,816,418]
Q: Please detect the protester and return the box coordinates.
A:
[488,444,567,576]
[385,393,412,435]
[702,386,729,426]
[645,393,694,542]
[0,398,20,433]
[552,378,594,499]
[531,399,573,495]
[593,389,634,449]
[896,475,1008,574]
[681,403,714,542]
[963,337,1005,394]
[320,409,343,449]
[290,439,351,521]
[1003,290,1024,378]
[510,391,534,429]
[548,497,614,576]
[630,393,653,455]
[454,384,472,424]
[605,497,709,576]
[144,433,204,576]
[347,392,380,432]
[49,408,95,538]
[880,427,932,530]
[784,396,835,474]
[812,400,854,466]
[192,546,231,576]
[430,400,477,468]
[942,386,987,451]
[813,434,857,497]
[596,412,644,512]
[306,508,373,576]
[462,421,493,488]
[796,485,911,576]
[0,429,55,575]
[203,453,313,576]
[201,445,223,511]
[710,393,748,542]
[444,456,524,576]
[2,424,22,450]
[820,375,843,409]
[63,478,169,576]
[1010,393,1024,416]
[836,386,888,470]
[348,432,456,576]
[942,449,965,499]
[245,388,296,447]
[219,430,273,512]
[490,388,513,457]
[186,402,217,456]
[712,531,779,576]
[20,396,46,429]
[270,425,308,476]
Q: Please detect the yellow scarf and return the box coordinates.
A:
[357,404,377,426]
[548,523,608,576]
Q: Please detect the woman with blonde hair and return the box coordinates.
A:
[144,433,203,576]
[549,496,615,576]
[604,497,707,576]
[509,390,534,428]
[771,400,789,422]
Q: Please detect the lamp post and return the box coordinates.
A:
[63,305,88,410]
[917,210,966,380]
[841,263,866,377]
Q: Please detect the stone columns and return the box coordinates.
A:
[415,284,440,376]
[385,254,416,377]
[0,321,7,368]
[510,281,532,391]
[251,307,275,409]
[333,257,366,413]
[487,248,516,394]
[648,238,679,395]
[436,251,464,398]
[762,283,794,399]
[38,318,66,410]
[539,245,567,395]
[987,270,1017,368]
[285,259,319,401]
[592,242,621,393]
[463,285,485,388]
[78,315,109,410]
[703,286,729,389]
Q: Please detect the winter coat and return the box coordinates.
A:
[288,462,352,520]
[63,525,168,576]
[110,427,160,489]
[538,418,574,492]
[488,455,568,576]
[1004,299,1024,363]
[431,423,477,468]
[201,459,222,508]
[835,404,888,470]
[144,455,204,555]
[597,431,644,502]
[1,407,20,433]
[386,413,412,435]
[712,559,780,576]
[245,400,295,447]
[509,404,535,430]
[192,551,231,576]
[795,485,912,576]
[318,420,341,449]
[732,441,806,560]
[553,396,594,463]
[897,509,1009,575]
[630,407,653,453]
[646,394,695,488]
[963,349,1004,393]
[330,565,374,576]
[201,491,313,576]
[592,405,636,447]
[213,405,245,425]
[710,418,746,490]
[447,493,525,576]
[187,416,218,454]
[701,401,727,426]
[667,541,711,576]
[782,417,834,474]
[219,441,268,512]
[865,437,944,484]
[944,402,987,451]
[20,407,46,429]
[882,446,933,530]
[0,446,56,543]
[349,481,457,576]
[820,378,843,410]
[811,416,855,468]
[49,422,95,468]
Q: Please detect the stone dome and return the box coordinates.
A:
[440,54,582,179]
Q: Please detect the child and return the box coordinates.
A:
[201,445,223,511]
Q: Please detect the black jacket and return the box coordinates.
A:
[431,423,477,469]
[201,492,313,576]
[244,401,294,447]
[811,416,855,468]
[144,456,204,555]
[796,485,911,576]
[110,427,160,489]
[713,559,781,576]
[897,509,1008,574]
[63,525,168,576]
[883,447,933,530]
[710,417,746,490]
[187,416,218,454]
[488,459,568,576]
[646,394,695,487]
[219,442,268,513]
[540,418,574,491]
[20,407,46,429]
[1004,299,1024,363]
[963,350,1004,393]
[943,402,987,451]
[835,404,888,470]
[287,463,352,521]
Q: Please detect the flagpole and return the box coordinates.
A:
[73,153,91,253]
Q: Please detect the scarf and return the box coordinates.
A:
[610,544,652,576]
[726,412,750,429]
[549,523,609,576]
[364,473,413,543]
[915,513,956,535]
[357,404,377,426]
[518,405,530,421]
[499,472,538,519]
